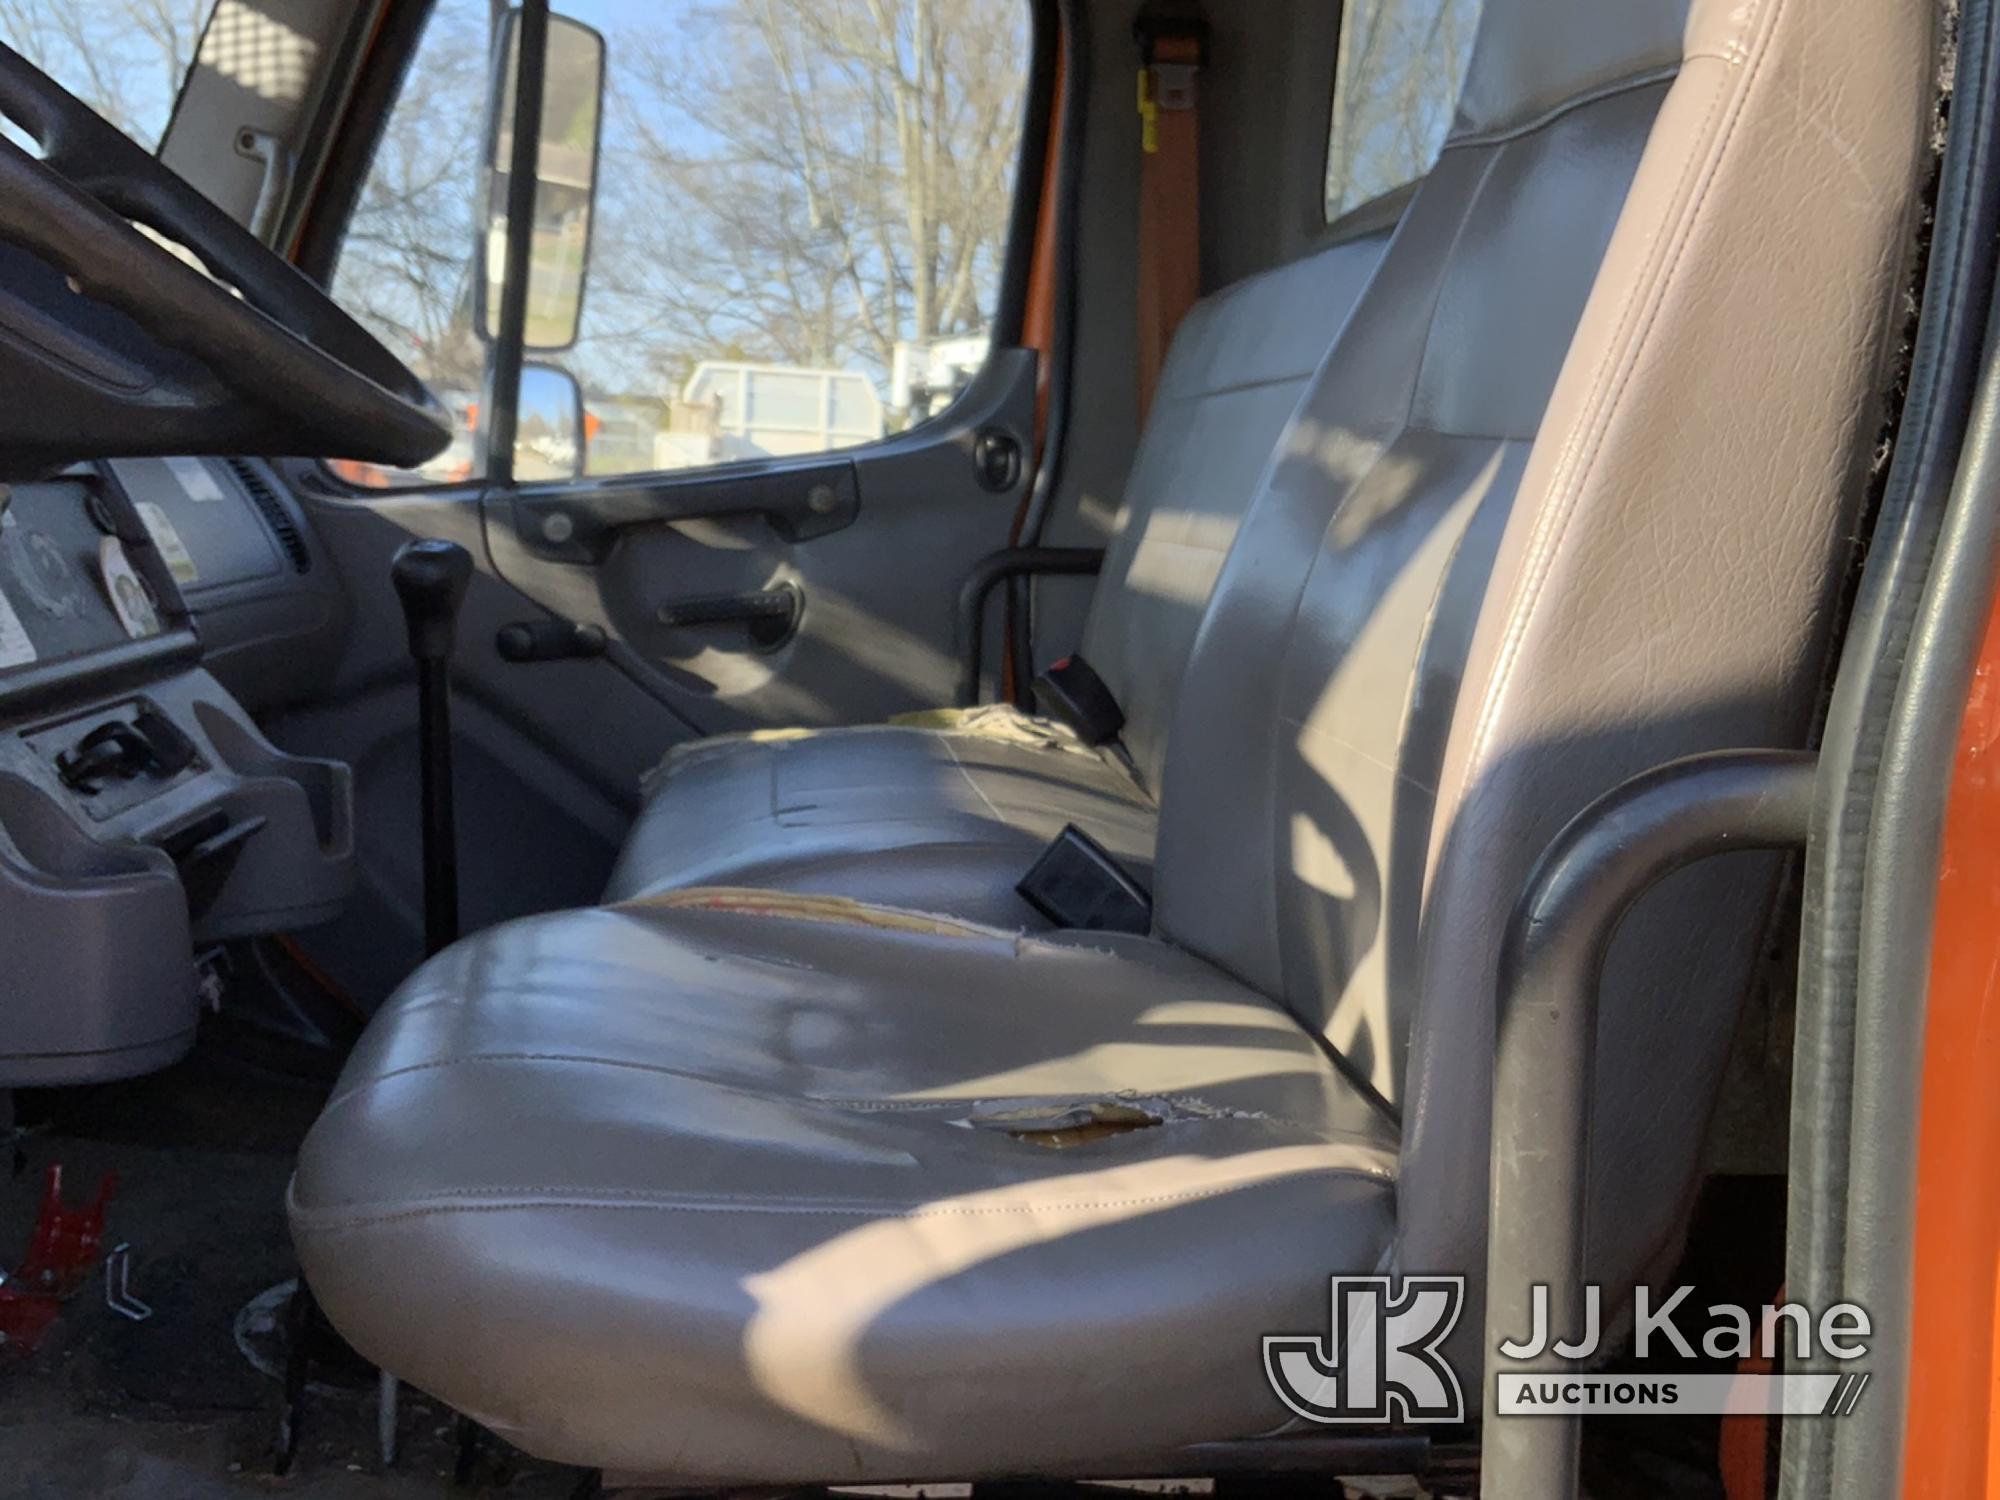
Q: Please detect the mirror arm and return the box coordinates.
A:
[484,0,551,484]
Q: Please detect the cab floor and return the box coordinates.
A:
[0,1029,584,1499]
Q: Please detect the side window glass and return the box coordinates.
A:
[0,0,211,150]
[328,0,496,486]
[519,0,1032,480]
[1324,0,1483,223]
[327,0,1032,488]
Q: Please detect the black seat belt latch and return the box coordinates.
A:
[1033,654,1126,746]
[1016,824,1153,935]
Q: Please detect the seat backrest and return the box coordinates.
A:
[1152,0,1928,1297]
[1154,0,1687,1081]
[1076,238,1388,789]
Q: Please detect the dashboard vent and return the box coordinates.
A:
[223,458,310,574]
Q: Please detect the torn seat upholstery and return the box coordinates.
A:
[291,0,1929,1481]
[293,891,1398,1476]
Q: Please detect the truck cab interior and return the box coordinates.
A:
[0,0,1994,1496]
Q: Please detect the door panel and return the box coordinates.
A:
[484,349,1035,735]
[248,0,1049,1001]
[265,348,1028,1005]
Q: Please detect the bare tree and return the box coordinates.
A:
[0,0,208,145]
[327,2,491,392]
[586,0,1028,388]
[1324,0,1479,221]
[3,0,1032,466]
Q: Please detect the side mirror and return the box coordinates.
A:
[515,363,585,479]
[477,10,606,351]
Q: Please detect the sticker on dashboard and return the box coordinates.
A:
[136,501,199,585]
[0,583,35,668]
[163,456,225,502]
[99,537,162,640]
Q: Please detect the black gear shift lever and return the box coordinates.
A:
[390,538,473,956]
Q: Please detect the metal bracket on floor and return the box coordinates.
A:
[274,1277,411,1476]
[379,1368,400,1467]
[103,1242,151,1321]
[276,1279,315,1474]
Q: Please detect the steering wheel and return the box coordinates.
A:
[0,41,451,476]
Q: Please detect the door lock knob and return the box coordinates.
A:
[973,429,1022,492]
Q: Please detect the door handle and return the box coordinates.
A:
[233,127,293,245]
[656,584,801,651]
[511,461,859,563]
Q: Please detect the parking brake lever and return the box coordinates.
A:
[389,538,472,957]
[380,537,473,1468]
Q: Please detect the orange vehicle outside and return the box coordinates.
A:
[1903,580,2000,1497]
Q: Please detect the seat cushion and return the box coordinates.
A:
[289,889,1396,1480]
[602,707,1157,926]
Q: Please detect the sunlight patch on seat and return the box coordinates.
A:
[1132,998,1305,1031]
[740,1145,1367,1447]
[1119,509,1242,607]
[1290,811,1359,900]
[1282,441,1511,1105]
[894,1041,1326,1102]
[1282,414,1386,494]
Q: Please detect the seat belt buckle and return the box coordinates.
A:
[1033,654,1126,746]
[1016,824,1153,935]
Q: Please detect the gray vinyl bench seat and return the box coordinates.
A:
[602,237,1392,924]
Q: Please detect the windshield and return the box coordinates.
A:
[0,0,210,150]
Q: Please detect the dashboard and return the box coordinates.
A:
[0,456,349,708]
[0,471,197,695]
[0,458,356,1088]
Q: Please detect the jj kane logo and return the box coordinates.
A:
[1264,1277,1873,1422]
[1263,1277,1467,1424]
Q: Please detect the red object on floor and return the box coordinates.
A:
[0,1164,118,1358]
